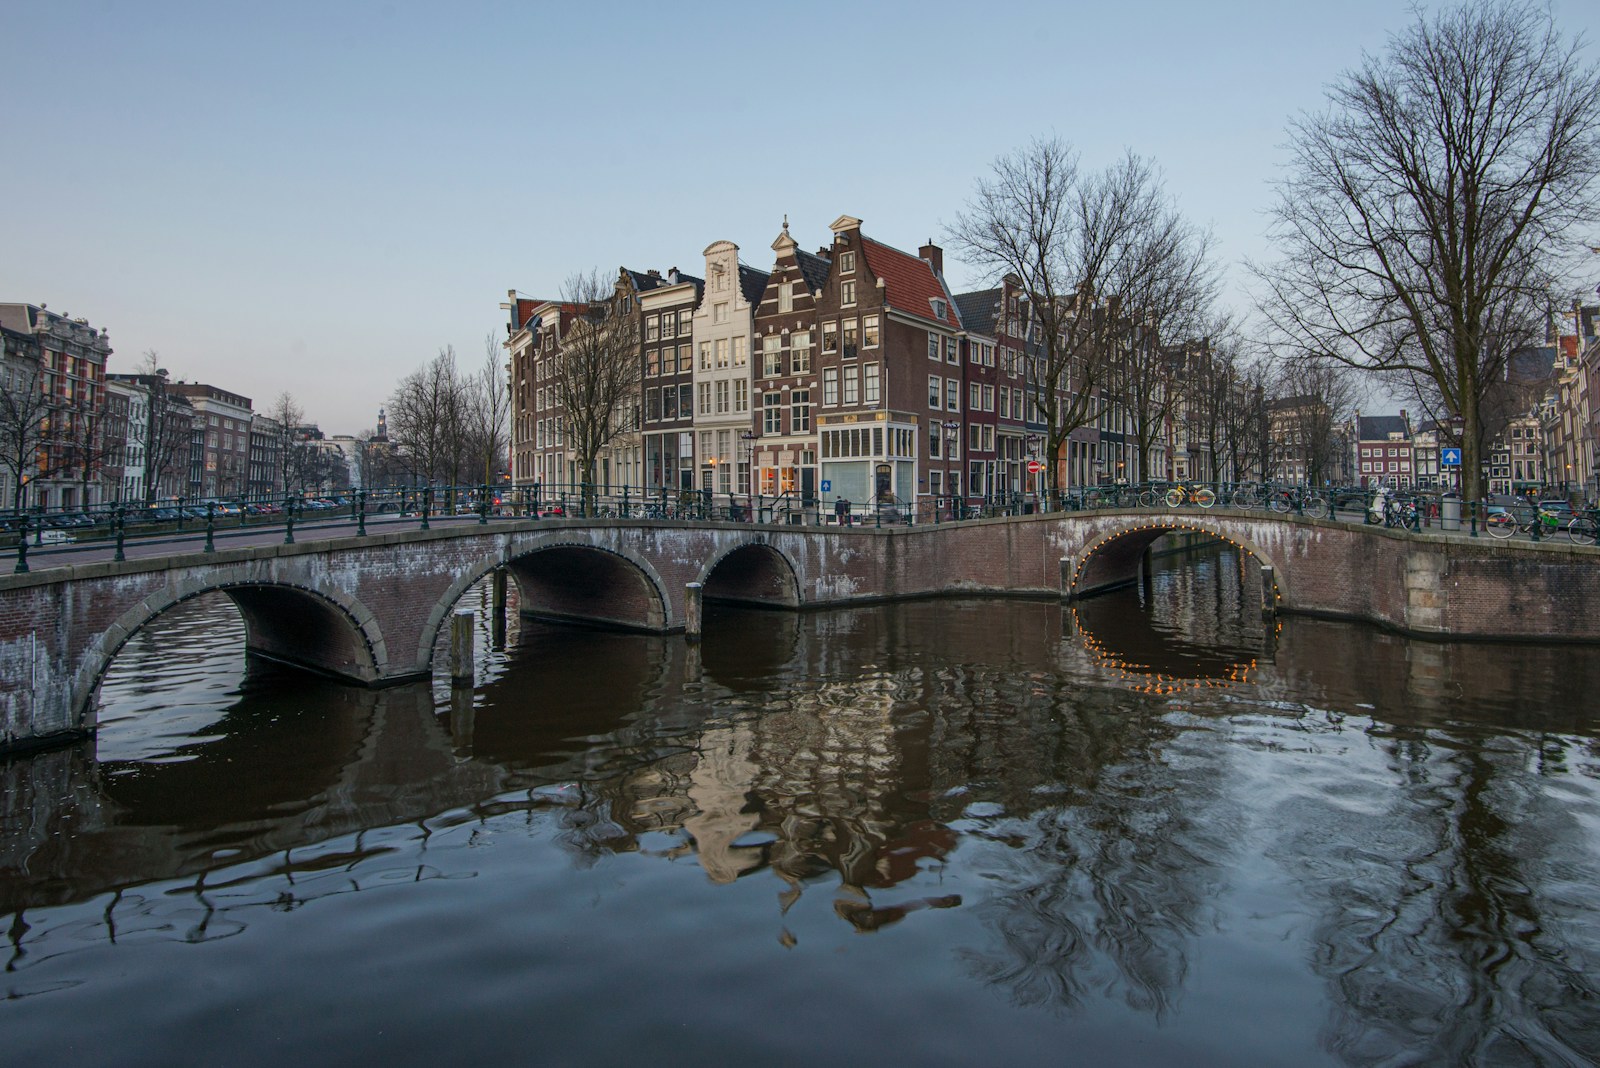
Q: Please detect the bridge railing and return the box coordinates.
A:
[6,479,1581,573]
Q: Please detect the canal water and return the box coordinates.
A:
[4,544,1600,1066]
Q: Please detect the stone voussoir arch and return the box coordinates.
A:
[74,564,388,726]
[692,535,803,607]
[1068,513,1290,603]
[493,532,675,634]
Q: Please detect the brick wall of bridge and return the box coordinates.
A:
[2,513,1597,752]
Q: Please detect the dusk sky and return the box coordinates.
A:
[5,0,1595,432]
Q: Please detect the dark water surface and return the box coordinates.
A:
[5,546,1600,1067]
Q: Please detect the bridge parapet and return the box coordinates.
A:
[1,512,1596,753]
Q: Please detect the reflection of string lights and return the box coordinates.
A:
[1070,519,1280,606]
[1070,591,1261,695]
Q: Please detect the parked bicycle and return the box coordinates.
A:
[1165,483,1217,509]
[1268,486,1328,519]
[1565,504,1598,546]
[1485,502,1563,540]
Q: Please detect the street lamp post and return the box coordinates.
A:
[942,421,961,519]
[740,430,759,519]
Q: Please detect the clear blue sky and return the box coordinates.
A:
[3,0,1594,432]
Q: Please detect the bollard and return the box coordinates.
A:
[1059,555,1075,601]
[479,482,490,525]
[204,502,216,553]
[684,581,704,643]
[284,497,296,544]
[1260,564,1276,620]
[449,609,475,685]
[421,487,432,530]
[114,505,126,562]
[491,567,508,649]
[357,489,368,536]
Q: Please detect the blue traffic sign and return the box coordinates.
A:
[1441,448,1462,467]
[820,480,832,492]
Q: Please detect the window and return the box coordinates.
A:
[791,331,812,373]
[844,367,859,405]
[778,282,793,313]
[660,314,674,339]
[662,387,677,419]
[929,375,942,409]
[791,390,811,432]
[699,342,712,370]
[842,321,858,359]
[680,383,693,416]
[932,299,946,320]
[863,315,879,348]
[716,338,729,368]
[982,384,995,412]
[969,425,982,451]
[734,379,748,412]
[678,344,692,373]
[824,367,839,405]
[714,303,729,324]
[929,333,941,360]
[763,337,782,377]
[929,470,943,494]
[823,322,838,353]
[732,336,747,367]
[715,380,729,414]
[678,311,692,336]
[864,363,880,404]
[946,379,960,412]
[839,251,855,273]
[970,383,981,410]
[930,428,942,458]
[764,393,782,434]
[646,388,662,422]
[946,337,959,364]
[841,280,856,306]
[698,382,712,414]
[645,315,660,341]
[999,388,1011,419]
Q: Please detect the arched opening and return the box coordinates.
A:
[1073,523,1278,606]
[505,545,667,631]
[92,591,376,785]
[701,543,800,609]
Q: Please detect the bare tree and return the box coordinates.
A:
[0,357,56,510]
[1253,1,1600,501]
[470,332,512,488]
[387,347,471,490]
[266,391,312,495]
[1268,357,1362,486]
[548,270,639,502]
[949,139,1219,494]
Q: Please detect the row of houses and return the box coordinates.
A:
[505,215,1230,512]
[0,302,375,512]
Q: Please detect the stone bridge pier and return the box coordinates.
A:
[1,511,1597,753]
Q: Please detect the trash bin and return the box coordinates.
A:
[1440,492,1461,532]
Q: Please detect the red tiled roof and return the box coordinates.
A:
[860,238,960,329]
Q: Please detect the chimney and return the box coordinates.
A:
[817,247,831,258]
[1400,409,1408,430]
[668,267,680,284]
[919,239,943,274]
[647,269,661,278]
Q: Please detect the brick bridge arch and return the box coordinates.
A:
[76,572,387,733]
[1068,514,1285,604]
[697,540,802,608]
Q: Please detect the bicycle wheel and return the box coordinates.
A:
[1568,516,1597,546]
[1484,512,1516,539]
[1270,495,1291,514]
[1195,488,1216,508]
[1303,496,1328,519]
[1231,489,1259,509]
[1165,487,1184,509]
[1138,490,1157,508]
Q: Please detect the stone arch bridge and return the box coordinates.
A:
[2,510,1596,751]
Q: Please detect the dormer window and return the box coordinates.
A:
[931,299,947,320]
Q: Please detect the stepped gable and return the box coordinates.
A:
[860,237,961,329]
